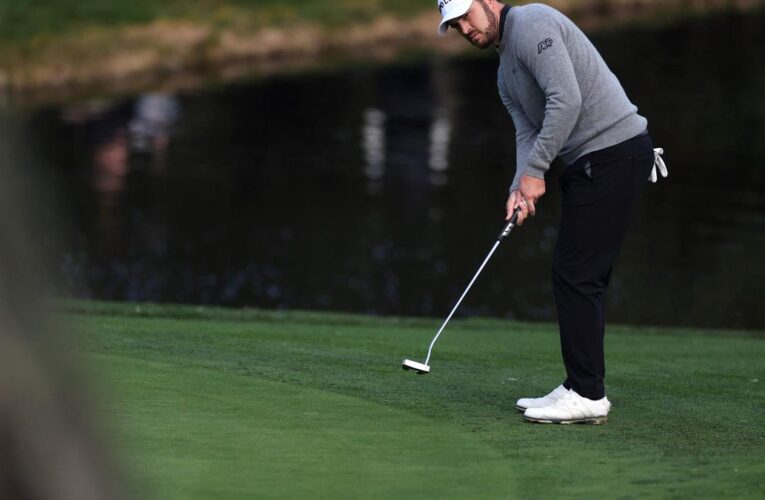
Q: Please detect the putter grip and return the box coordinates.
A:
[498,207,522,240]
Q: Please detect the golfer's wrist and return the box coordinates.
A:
[523,164,547,180]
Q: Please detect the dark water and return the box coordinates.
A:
[17,9,765,329]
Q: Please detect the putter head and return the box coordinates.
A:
[402,359,430,374]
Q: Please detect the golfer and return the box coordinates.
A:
[437,0,666,424]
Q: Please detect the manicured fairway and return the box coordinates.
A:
[67,301,764,499]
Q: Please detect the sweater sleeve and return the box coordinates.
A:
[516,16,582,178]
[498,75,538,193]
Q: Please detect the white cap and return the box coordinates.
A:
[437,0,473,35]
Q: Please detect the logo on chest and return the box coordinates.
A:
[537,38,554,54]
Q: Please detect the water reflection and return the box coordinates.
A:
[428,108,451,186]
[362,107,386,189]
[22,9,765,329]
[129,93,180,174]
[93,127,128,194]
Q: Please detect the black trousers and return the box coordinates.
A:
[554,132,654,400]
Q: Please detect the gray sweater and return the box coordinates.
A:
[497,3,647,191]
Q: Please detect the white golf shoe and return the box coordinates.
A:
[515,384,569,412]
[523,389,611,425]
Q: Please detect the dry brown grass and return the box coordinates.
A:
[1,0,760,103]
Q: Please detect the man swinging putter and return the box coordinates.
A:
[436,0,667,424]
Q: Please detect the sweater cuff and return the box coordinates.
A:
[524,162,548,180]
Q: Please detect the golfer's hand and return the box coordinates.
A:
[519,174,545,211]
[506,190,530,225]
[506,175,545,225]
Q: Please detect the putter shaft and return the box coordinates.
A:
[423,209,521,366]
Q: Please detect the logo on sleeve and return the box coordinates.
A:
[537,38,554,54]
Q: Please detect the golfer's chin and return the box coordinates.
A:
[465,34,494,49]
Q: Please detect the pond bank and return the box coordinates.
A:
[1,0,760,104]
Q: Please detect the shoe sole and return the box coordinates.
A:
[516,405,526,413]
[523,415,608,425]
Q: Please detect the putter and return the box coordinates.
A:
[402,207,522,374]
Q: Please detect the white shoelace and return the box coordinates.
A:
[649,147,668,183]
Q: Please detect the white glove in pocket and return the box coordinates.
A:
[649,148,668,183]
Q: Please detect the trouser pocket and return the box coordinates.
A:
[561,133,654,207]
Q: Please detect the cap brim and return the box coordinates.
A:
[437,2,471,35]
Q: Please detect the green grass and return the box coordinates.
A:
[65,300,764,499]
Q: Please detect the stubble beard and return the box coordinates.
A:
[465,0,499,49]
[472,0,498,49]
[471,34,494,49]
